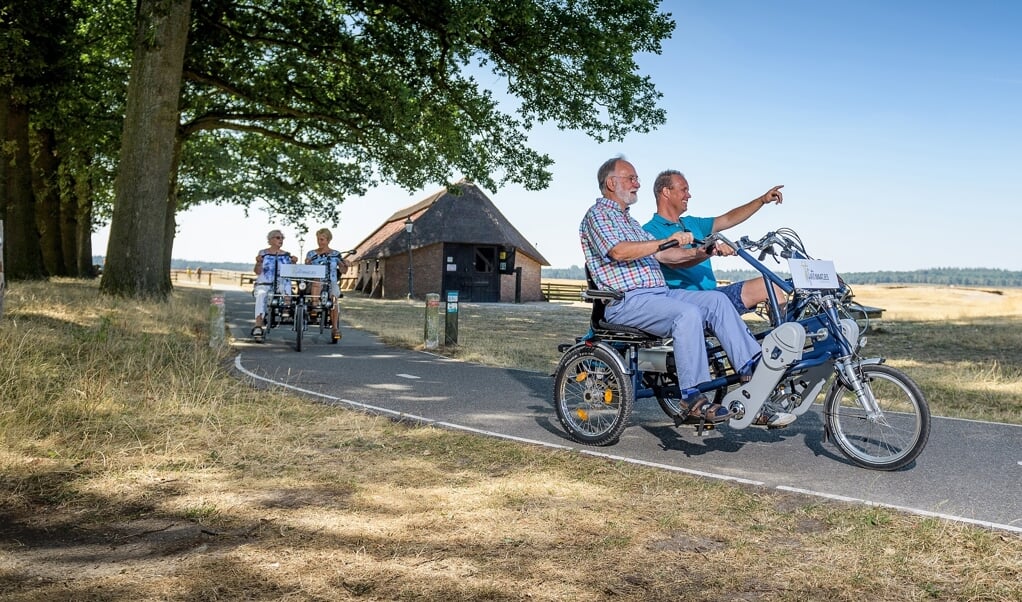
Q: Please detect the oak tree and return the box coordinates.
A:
[102,0,674,297]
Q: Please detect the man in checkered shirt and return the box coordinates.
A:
[579,156,764,424]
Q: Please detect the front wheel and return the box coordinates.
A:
[553,346,633,446]
[824,363,930,470]
[294,302,305,352]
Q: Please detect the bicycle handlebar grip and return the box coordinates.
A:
[657,239,680,251]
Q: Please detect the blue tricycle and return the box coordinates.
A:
[552,228,930,471]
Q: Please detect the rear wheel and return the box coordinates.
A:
[553,346,633,446]
[824,363,930,470]
[656,339,728,420]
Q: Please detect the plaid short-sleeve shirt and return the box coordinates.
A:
[579,197,666,292]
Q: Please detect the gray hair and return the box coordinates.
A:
[596,155,626,193]
[266,229,284,242]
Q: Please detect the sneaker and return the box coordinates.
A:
[753,403,796,428]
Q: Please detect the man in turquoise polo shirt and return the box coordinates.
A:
[642,169,786,314]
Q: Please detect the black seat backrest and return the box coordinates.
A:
[584,266,657,339]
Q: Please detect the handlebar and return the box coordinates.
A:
[734,229,811,262]
[659,236,719,254]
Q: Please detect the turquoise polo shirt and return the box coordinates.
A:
[642,214,717,290]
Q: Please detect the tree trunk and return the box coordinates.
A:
[100,0,191,299]
[65,150,97,277]
[0,219,6,319]
[32,127,67,276]
[0,90,46,280]
[163,137,185,285]
[60,171,81,277]
[72,166,96,278]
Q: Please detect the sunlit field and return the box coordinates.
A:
[339,283,1022,425]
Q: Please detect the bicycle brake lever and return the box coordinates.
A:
[758,245,779,262]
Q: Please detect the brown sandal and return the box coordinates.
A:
[685,394,732,423]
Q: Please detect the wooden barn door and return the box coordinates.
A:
[442,243,499,302]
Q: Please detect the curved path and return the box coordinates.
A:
[218,288,1022,534]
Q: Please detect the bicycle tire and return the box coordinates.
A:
[552,346,633,446]
[824,363,930,470]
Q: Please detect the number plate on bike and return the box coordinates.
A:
[278,264,327,279]
[788,259,840,289]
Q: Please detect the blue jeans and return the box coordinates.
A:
[605,286,760,392]
[718,281,752,314]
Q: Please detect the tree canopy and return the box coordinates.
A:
[175,0,674,225]
[5,0,676,298]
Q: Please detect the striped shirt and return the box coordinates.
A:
[579,197,666,292]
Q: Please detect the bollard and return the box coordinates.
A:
[444,290,459,346]
[424,293,441,350]
[210,294,226,348]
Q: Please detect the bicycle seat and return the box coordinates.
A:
[584,268,659,340]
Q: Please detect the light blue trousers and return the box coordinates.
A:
[605,286,760,391]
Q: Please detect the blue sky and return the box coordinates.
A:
[94,1,1022,272]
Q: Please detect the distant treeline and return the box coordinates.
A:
[542,266,1022,288]
[93,257,1022,287]
[94,257,253,273]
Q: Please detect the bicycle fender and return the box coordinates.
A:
[559,340,633,376]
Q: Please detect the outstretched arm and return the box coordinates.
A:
[712,185,784,232]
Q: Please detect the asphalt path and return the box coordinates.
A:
[216,287,1022,535]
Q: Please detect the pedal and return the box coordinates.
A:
[672,413,717,432]
[695,418,712,437]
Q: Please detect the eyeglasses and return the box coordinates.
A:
[614,174,640,184]
[271,235,283,240]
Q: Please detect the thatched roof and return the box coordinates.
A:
[352,181,549,265]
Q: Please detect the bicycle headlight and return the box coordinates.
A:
[298,280,307,292]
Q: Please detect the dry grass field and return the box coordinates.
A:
[0,279,1019,601]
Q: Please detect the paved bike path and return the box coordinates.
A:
[219,288,1022,534]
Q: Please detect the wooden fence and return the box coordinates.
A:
[541,281,586,302]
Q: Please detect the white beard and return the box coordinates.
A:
[613,180,638,206]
